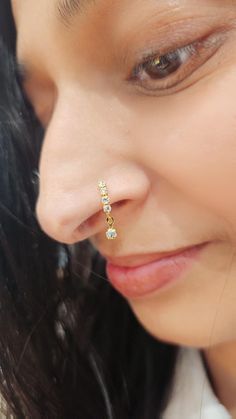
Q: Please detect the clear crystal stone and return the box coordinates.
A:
[103,204,111,213]
[100,187,108,195]
[101,196,110,204]
[98,180,106,188]
[106,228,117,239]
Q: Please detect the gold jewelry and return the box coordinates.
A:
[98,180,117,240]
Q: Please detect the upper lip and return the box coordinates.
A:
[101,242,207,268]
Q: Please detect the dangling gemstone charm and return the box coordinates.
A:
[106,214,117,240]
[98,180,118,240]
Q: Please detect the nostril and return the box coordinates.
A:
[79,212,100,232]
[78,207,104,235]
[114,199,128,208]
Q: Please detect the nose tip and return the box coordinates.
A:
[35,192,102,244]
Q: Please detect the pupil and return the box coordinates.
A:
[146,52,181,79]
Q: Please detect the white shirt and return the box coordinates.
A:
[162,346,232,419]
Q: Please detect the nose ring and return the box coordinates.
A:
[98,180,118,240]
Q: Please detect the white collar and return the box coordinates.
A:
[162,346,232,419]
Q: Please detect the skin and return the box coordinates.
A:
[11,0,236,416]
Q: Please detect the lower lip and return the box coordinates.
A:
[105,242,210,299]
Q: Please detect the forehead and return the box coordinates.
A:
[11,0,95,28]
[11,0,178,28]
[11,0,115,62]
[12,0,225,36]
[11,0,139,84]
[11,0,174,53]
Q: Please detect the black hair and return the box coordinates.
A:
[0,1,179,417]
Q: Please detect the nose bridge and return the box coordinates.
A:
[36,87,150,244]
[44,85,133,164]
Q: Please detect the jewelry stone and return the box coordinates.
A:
[103,204,111,213]
[98,180,106,188]
[100,187,108,195]
[106,228,117,239]
[101,196,110,204]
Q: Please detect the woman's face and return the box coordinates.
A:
[12,0,236,348]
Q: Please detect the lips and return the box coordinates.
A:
[105,242,210,299]
[103,242,208,268]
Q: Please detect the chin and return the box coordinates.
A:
[127,300,225,349]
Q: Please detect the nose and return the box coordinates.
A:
[35,93,150,244]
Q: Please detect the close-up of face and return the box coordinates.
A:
[11,0,236,350]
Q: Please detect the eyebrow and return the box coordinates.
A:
[56,0,96,28]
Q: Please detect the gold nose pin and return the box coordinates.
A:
[98,180,117,240]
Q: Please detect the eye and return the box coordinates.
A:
[128,33,224,95]
[135,46,193,79]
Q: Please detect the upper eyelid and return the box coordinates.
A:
[124,19,233,77]
[130,27,229,76]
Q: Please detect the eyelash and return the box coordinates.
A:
[128,33,223,95]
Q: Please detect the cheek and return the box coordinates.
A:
[133,69,236,235]
[128,241,236,348]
